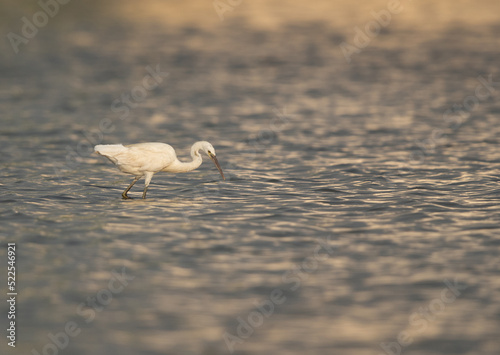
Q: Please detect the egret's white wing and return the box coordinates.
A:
[119,143,177,174]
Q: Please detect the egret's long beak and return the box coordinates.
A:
[208,152,225,180]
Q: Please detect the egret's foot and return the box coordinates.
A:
[121,176,141,200]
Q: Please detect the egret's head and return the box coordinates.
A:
[197,141,225,180]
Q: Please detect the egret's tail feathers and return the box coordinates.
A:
[94,145,129,165]
[94,144,127,156]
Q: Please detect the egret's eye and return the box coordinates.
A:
[208,151,212,154]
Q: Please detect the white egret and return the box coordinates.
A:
[94,141,225,199]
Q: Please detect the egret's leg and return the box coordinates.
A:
[142,172,154,199]
[122,176,141,199]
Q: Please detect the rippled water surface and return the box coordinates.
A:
[1,1,500,354]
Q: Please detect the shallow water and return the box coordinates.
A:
[1,1,500,354]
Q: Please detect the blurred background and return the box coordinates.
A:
[1,1,500,354]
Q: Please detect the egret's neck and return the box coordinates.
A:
[166,153,202,173]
